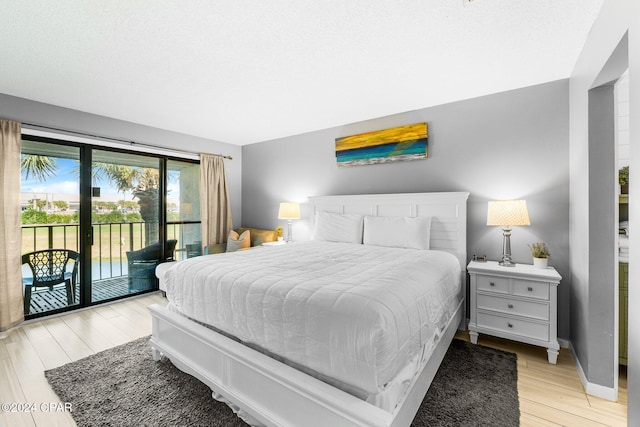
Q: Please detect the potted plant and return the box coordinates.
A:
[529,242,550,269]
[275,226,284,242]
[619,166,629,194]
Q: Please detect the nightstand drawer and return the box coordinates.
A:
[477,276,509,294]
[512,279,549,300]
[477,312,549,342]
[477,294,549,321]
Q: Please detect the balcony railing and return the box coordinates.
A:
[21,221,201,316]
[22,221,200,281]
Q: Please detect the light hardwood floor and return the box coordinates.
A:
[0,293,629,427]
[454,331,628,427]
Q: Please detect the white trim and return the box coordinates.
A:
[21,127,200,160]
[569,341,618,401]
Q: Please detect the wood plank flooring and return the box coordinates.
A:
[454,331,628,427]
[0,292,165,427]
[0,294,629,426]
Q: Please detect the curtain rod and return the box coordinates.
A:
[21,122,233,160]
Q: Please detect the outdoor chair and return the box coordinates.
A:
[126,239,177,292]
[22,249,79,315]
[185,241,202,258]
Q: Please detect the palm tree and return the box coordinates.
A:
[22,154,160,245]
[131,168,160,245]
[93,163,160,246]
[21,155,57,181]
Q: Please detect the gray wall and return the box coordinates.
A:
[0,93,243,225]
[587,84,617,388]
[569,0,639,412]
[242,79,571,339]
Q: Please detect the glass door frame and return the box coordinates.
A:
[20,135,83,318]
[88,147,165,303]
[22,134,197,319]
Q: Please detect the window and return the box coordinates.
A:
[167,160,202,259]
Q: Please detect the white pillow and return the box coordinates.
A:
[363,216,432,249]
[312,211,364,244]
[226,230,250,252]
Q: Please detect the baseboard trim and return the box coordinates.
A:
[569,341,618,401]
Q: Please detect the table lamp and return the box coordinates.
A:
[278,202,300,242]
[487,199,530,267]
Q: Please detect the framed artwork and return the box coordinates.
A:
[335,122,428,167]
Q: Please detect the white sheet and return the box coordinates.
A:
[162,240,461,405]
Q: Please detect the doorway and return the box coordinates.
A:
[20,136,200,318]
[20,139,81,315]
[586,32,628,400]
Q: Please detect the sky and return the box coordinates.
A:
[20,157,181,204]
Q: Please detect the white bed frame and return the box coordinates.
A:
[149,191,470,427]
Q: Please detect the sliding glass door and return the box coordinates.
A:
[20,136,199,318]
[91,150,162,302]
[20,139,81,316]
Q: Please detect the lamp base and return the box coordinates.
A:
[499,227,516,267]
[286,220,293,242]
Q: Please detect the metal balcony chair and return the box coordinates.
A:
[22,249,79,315]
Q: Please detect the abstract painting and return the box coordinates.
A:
[335,122,428,167]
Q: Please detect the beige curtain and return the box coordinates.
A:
[200,154,233,247]
[0,119,24,331]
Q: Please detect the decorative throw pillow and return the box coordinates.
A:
[363,216,432,249]
[236,227,278,246]
[312,211,364,244]
[226,230,250,252]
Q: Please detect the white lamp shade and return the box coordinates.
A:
[278,202,300,220]
[487,200,530,226]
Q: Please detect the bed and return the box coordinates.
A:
[149,191,469,427]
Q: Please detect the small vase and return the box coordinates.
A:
[533,257,548,269]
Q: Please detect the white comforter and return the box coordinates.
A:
[163,240,461,400]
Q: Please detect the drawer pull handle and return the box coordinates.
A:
[508,304,514,309]
[490,282,495,287]
[508,323,513,328]
[527,287,533,292]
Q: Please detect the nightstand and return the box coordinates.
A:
[467,261,562,364]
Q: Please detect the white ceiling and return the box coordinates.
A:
[1,0,603,146]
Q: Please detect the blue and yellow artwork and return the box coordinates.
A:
[335,123,428,167]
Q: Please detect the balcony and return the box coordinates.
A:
[22,222,198,316]
[27,276,129,314]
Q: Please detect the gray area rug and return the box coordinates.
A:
[45,337,519,427]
